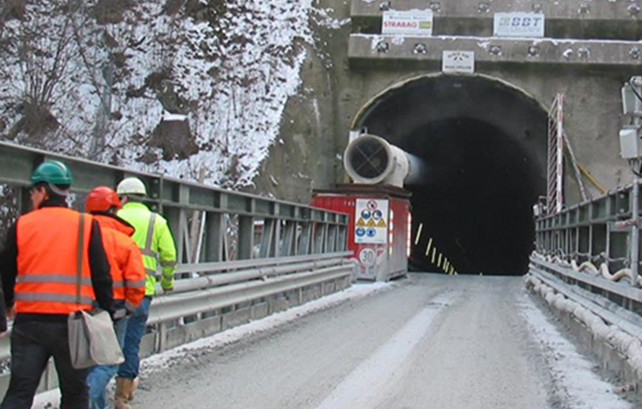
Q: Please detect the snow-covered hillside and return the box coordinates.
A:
[0,0,319,188]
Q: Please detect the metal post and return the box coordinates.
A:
[630,77,642,287]
[632,175,639,286]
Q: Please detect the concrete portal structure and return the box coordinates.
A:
[267,0,641,274]
[354,74,547,274]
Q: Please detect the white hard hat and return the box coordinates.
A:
[117,177,147,196]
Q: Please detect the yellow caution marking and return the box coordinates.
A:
[425,238,433,256]
[357,218,366,226]
[367,219,376,227]
[377,219,386,227]
[414,223,423,245]
[578,163,607,195]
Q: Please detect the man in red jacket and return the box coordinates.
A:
[84,186,146,409]
[0,160,113,409]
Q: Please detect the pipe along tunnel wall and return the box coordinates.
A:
[355,75,548,275]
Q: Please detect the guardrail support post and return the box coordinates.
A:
[238,215,254,260]
[156,323,167,353]
[632,175,640,287]
[298,222,312,255]
[281,221,295,256]
[205,212,225,262]
[259,219,276,258]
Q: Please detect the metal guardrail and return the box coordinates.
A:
[0,141,350,263]
[532,182,642,324]
[0,142,355,395]
[530,255,642,305]
[529,261,642,340]
[535,183,638,280]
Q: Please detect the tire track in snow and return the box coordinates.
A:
[313,290,459,409]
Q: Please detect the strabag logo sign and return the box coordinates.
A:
[382,10,433,37]
[442,51,475,73]
[493,12,545,37]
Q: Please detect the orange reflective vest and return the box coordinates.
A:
[92,215,145,312]
[15,208,95,314]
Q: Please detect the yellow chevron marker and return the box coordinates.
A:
[424,237,433,256]
[437,253,442,269]
[431,248,436,264]
[415,223,423,245]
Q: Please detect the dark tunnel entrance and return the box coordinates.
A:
[355,75,548,275]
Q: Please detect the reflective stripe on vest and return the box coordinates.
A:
[16,274,92,286]
[127,279,147,288]
[112,279,147,289]
[15,292,94,306]
[125,299,138,312]
[142,213,158,260]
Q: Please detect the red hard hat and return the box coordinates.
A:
[86,186,122,212]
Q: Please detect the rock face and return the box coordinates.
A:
[150,117,198,161]
[0,0,338,196]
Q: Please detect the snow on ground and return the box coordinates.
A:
[140,281,393,371]
[313,290,459,409]
[520,294,632,409]
[31,282,393,409]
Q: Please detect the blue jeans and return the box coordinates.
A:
[1,319,89,409]
[87,317,129,409]
[117,297,152,379]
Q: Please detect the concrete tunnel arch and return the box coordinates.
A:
[352,74,548,275]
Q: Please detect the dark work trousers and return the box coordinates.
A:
[0,319,89,409]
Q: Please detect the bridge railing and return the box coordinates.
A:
[532,182,642,309]
[535,184,638,274]
[0,141,354,394]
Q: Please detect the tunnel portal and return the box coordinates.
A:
[355,75,548,275]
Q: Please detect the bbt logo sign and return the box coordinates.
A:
[494,12,545,37]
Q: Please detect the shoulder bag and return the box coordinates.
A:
[68,213,124,369]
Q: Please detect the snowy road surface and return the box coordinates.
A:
[123,274,632,409]
[34,274,633,409]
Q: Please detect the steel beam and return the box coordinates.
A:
[349,34,642,70]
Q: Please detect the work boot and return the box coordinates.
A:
[129,377,139,401]
[115,377,134,409]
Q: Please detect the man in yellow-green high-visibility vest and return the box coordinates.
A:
[113,176,177,409]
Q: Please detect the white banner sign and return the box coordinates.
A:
[354,199,389,244]
[493,12,545,37]
[442,51,475,74]
[382,10,433,37]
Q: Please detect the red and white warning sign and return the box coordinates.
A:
[354,199,389,244]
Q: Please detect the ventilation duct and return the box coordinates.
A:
[343,134,427,187]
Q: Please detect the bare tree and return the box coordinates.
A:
[0,1,81,150]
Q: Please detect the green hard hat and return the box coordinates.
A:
[30,160,73,186]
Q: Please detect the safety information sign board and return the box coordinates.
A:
[354,199,389,244]
[493,12,545,38]
[382,10,433,37]
[442,51,475,73]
